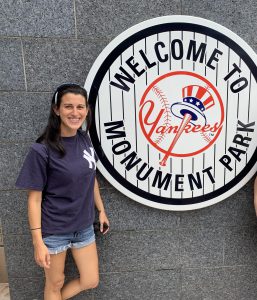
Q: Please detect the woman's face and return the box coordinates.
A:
[55,92,88,136]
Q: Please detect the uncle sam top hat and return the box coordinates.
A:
[171,85,215,126]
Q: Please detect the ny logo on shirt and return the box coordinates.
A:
[83,148,96,170]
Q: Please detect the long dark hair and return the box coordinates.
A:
[36,83,91,156]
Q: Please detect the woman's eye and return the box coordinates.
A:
[63,105,86,110]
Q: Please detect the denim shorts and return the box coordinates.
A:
[43,225,95,255]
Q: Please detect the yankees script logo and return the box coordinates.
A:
[139,71,224,164]
[83,148,96,170]
[85,16,257,210]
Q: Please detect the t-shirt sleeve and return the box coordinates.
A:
[15,143,48,191]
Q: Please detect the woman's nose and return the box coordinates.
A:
[71,107,79,114]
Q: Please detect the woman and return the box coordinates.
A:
[16,83,109,299]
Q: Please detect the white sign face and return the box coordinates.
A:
[85,15,257,211]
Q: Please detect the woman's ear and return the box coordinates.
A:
[53,106,60,116]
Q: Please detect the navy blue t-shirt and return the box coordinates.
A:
[16,130,97,236]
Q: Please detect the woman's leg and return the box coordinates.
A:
[61,242,99,300]
[44,251,67,300]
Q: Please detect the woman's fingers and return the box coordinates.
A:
[35,247,51,268]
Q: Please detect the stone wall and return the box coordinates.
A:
[0,1,257,299]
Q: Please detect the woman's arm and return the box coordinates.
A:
[254,177,257,216]
[28,190,50,268]
[94,178,110,234]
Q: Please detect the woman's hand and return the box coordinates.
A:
[99,210,110,234]
[34,242,51,269]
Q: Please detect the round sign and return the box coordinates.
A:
[85,15,257,210]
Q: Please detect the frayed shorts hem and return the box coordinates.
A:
[43,225,95,255]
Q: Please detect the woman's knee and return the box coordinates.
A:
[46,275,65,292]
[80,275,99,290]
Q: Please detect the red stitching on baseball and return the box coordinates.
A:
[152,85,172,144]
[200,132,211,143]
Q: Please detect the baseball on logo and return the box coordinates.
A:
[85,16,257,210]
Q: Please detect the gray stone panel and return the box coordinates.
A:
[76,0,181,39]
[222,265,257,300]
[0,191,28,235]
[0,0,75,38]
[182,0,257,46]
[0,38,25,91]
[182,267,226,300]
[179,227,224,267]
[0,2,22,36]
[102,188,180,231]
[23,38,108,91]
[182,265,257,300]
[180,179,257,228]
[252,44,257,53]
[96,230,180,272]
[3,234,43,278]
[224,225,257,265]
[0,142,30,190]
[8,276,44,300]
[0,92,50,142]
[94,269,181,300]
[22,0,75,38]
